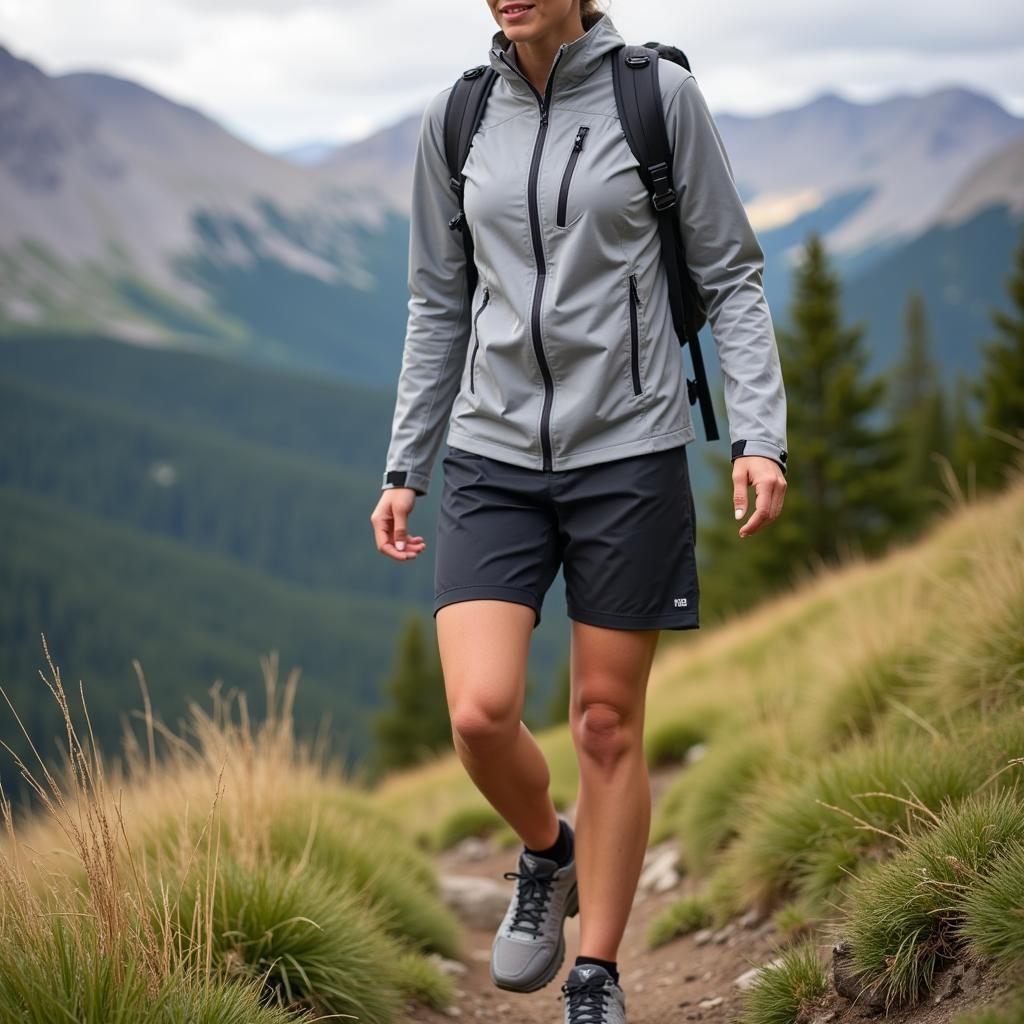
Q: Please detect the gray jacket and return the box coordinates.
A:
[381,11,787,496]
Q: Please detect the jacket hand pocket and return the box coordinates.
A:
[469,286,491,395]
[556,125,589,228]
[628,273,643,396]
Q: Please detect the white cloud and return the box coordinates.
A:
[1,0,1021,150]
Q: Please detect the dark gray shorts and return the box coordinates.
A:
[433,443,700,631]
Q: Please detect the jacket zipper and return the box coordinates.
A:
[496,44,567,472]
[556,125,589,227]
[628,273,643,396]
[469,286,490,394]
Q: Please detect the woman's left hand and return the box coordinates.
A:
[732,456,787,538]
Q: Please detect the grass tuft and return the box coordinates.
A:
[737,937,830,1024]
[959,840,1024,971]
[646,892,712,948]
[842,789,1024,1008]
[435,803,505,851]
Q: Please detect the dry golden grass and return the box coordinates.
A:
[0,646,457,1020]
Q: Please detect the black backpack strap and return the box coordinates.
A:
[611,45,719,442]
[442,64,499,304]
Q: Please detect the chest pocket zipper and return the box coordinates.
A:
[628,273,643,396]
[556,126,589,227]
[469,286,490,394]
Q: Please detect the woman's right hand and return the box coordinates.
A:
[370,488,427,561]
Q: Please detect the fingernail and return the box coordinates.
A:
[734,508,743,520]
[396,540,405,551]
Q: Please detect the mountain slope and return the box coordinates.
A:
[723,85,1024,256]
[0,42,409,381]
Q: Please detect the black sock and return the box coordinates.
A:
[575,955,619,986]
[525,817,573,866]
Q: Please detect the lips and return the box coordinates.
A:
[500,3,534,15]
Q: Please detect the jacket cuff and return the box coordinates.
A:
[731,439,788,476]
[381,468,430,496]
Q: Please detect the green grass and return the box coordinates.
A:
[721,713,1024,914]
[0,915,304,1024]
[435,803,506,851]
[644,712,716,768]
[165,856,421,1023]
[646,892,713,948]
[656,725,794,875]
[842,790,1024,1008]
[737,938,830,1024]
[959,840,1024,971]
[264,798,461,957]
[772,900,816,944]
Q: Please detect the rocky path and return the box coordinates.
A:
[404,769,1007,1024]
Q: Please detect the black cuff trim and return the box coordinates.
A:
[385,470,408,488]
[731,440,788,476]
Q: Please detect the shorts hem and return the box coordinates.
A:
[434,585,542,628]
[567,603,700,631]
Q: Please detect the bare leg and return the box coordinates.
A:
[436,599,560,851]
[568,620,660,960]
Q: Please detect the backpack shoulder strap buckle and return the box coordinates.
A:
[647,160,677,212]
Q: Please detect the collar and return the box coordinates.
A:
[488,11,625,97]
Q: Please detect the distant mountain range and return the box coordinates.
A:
[3,40,1024,394]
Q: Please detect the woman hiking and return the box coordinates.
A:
[370,1,788,1021]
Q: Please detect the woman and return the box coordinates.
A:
[370,1,788,1021]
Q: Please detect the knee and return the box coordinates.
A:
[450,702,517,754]
[573,700,632,767]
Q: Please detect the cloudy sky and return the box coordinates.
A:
[2,0,1023,152]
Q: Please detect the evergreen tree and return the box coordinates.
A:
[949,369,981,502]
[701,231,910,617]
[888,287,950,533]
[972,225,1024,491]
[371,612,452,777]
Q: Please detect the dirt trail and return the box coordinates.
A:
[404,768,1009,1024]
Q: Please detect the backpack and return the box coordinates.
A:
[441,41,720,442]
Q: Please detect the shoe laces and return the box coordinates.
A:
[560,974,611,1024]
[502,859,555,937]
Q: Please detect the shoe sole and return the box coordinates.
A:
[490,879,580,993]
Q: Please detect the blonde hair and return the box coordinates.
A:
[580,0,606,30]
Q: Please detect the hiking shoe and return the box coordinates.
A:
[489,820,579,992]
[560,964,626,1024]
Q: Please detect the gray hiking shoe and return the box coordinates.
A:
[560,964,627,1024]
[489,820,579,992]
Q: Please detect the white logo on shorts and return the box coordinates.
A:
[674,597,688,607]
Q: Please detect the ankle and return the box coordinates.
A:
[575,955,619,986]
[525,816,573,866]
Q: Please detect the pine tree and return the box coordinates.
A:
[888,287,950,533]
[371,612,452,776]
[972,225,1024,491]
[948,370,980,501]
[700,231,910,617]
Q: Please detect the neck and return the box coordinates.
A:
[509,11,587,96]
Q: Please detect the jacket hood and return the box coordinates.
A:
[488,11,625,94]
